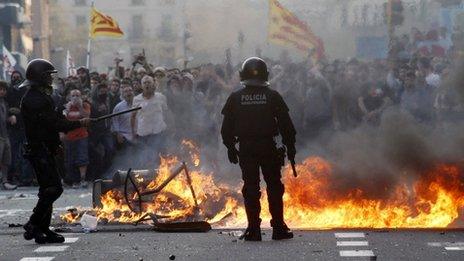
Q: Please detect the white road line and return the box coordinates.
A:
[340,250,375,257]
[428,242,464,247]
[20,257,55,261]
[445,246,464,251]
[34,246,69,253]
[337,241,369,247]
[64,237,79,243]
[334,232,365,238]
[58,233,81,237]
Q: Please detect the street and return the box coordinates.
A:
[1,188,464,261]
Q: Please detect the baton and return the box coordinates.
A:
[91,107,142,122]
[290,159,298,177]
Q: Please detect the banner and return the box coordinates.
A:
[268,0,325,61]
[2,45,17,80]
[90,7,124,38]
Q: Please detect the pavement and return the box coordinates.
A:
[1,188,464,261]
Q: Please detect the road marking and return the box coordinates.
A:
[334,232,365,238]
[20,257,55,261]
[59,233,80,237]
[34,246,69,253]
[64,237,79,243]
[340,250,375,257]
[445,246,464,251]
[337,241,369,246]
[428,242,464,247]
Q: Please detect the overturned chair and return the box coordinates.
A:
[93,162,211,232]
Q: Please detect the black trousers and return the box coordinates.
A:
[27,149,63,229]
[238,140,285,228]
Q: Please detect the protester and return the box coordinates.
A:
[63,89,91,188]
[88,82,114,180]
[77,66,90,90]
[6,71,35,186]
[108,78,121,112]
[0,81,16,190]
[358,83,391,125]
[112,85,135,149]
[131,75,168,167]
[1,21,462,189]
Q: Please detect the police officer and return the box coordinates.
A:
[21,59,91,244]
[221,57,296,241]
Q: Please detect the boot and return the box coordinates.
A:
[42,227,65,243]
[240,226,262,241]
[272,224,294,240]
[23,222,48,244]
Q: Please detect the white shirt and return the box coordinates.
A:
[133,92,168,136]
[111,100,133,141]
[426,73,441,88]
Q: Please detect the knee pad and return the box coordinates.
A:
[43,186,63,201]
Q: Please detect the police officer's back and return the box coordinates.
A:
[221,57,296,241]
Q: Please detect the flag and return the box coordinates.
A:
[268,0,325,61]
[2,45,17,80]
[90,7,124,38]
[66,50,77,77]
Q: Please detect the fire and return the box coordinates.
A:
[276,158,464,228]
[62,141,464,229]
[181,139,201,167]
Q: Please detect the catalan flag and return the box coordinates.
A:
[90,7,124,38]
[268,0,325,61]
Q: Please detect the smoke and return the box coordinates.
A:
[297,61,464,201]
[105,59,464,203]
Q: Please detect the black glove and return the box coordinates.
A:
[286,144,296,161]
[227,147,239,164]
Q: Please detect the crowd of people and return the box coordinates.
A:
[0,25,463,190]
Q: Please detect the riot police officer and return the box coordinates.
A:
[20,59,91,244]
[221,57,296,241]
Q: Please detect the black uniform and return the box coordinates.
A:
[221,85,296,229]
[21,86,81,232]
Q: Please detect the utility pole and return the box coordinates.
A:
[385,0,404,59]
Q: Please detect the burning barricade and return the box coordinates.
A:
[61,140,464,230]
[61,139,244,230]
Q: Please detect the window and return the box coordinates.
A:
[160,0,176,5]
[74,0,87,6]
[341,6,348,27]
[75,15,86,27]
[131,15,144,39]
[362,4,369,25]
[159,15,175,41]
[131,0,145,6]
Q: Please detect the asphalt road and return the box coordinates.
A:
[1,188,464,261]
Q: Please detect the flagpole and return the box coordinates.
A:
[2,45,7,80]
[86,0,95,69]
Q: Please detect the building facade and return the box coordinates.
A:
[50,0,185,72]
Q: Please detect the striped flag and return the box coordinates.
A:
[90,7,124,38]
[2,45,16,80]
[268,0,325,61]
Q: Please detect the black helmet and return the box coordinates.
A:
[239,57,269,87]
[20,59,57,88]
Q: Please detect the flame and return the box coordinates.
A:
[62,141,464,229]
[277,158,464,228]
[181,139,201,167]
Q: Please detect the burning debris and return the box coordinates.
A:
[61,139,464,229]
